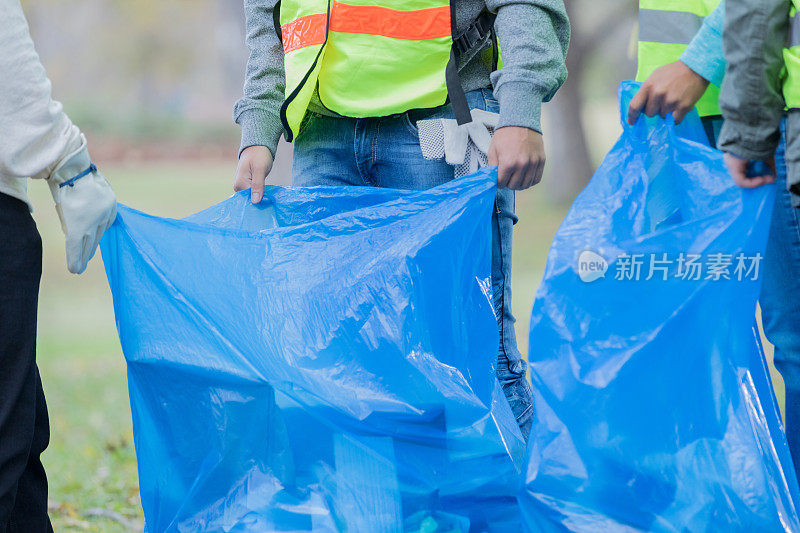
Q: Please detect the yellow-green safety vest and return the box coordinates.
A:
[784,1,800,109]
[278,1,494,141]
[636,0,722,117]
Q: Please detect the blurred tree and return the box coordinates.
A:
[544,0,637,203]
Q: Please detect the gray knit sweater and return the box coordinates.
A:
[233,0,570,156]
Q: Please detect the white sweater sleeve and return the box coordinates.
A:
[0,0,84,188]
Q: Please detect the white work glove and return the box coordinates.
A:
[417,109,499,178]
[47,135,117,274]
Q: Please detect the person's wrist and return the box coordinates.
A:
[48,135,91,186]
[493,125,543,145]
[678,56,716,88]
[679,61,710,87]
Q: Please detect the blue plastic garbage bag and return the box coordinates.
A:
[100,168,525,532]
[521,81,800,532]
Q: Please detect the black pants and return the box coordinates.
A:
[0,193,52,533]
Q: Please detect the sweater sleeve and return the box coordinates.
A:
[0,0,85,182]
[486,0,570,133]
[718,0,789,160]
[233,0,286,158]
[680,1,726,87]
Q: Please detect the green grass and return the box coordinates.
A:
[31,161,234,531]
[29,160,784,530]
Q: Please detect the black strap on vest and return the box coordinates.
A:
[274,0,282,42]
[446,10,498,125]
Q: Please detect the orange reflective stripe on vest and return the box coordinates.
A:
[282,4,451,53]
[282,13,329,54]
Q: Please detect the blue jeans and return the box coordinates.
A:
[706,117,800,481]
[762,121,800,481]
[291,89,534,439]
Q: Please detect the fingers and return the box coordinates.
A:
[629,62,708,126]
[531,158,545,188]
[506,159,531,190]
[724,154,750,188]
[519,157,545,190]
[741,166,776,187]
[79,228,102,273]
[491,140,515,188]
[489,127,545,190]
[233,160,251,193]
[65,234,89,274]
[672,105,690,125]
[233,146,273,204]
[628,85,674,123]
[497,158,515,188]
[732,168,774,188]
[498,156,546,190]
[644,89,664,119]
[629,83,666,120]
[724,153,776,189]
[660,98,677,119]
[249,157,269,204]
[740,175,776,188]
[65,215,113,275]
[627,87,648,125]
[493,128,546,190]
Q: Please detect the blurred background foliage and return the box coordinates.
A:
[23,0,245,144]
[22,0,637,192]
[24,0,755,531]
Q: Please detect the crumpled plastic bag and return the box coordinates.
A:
[100,168,525,532]
[521,81,800,532]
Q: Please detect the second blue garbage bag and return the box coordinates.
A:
[521,82,800,532]
[100,168,525,532]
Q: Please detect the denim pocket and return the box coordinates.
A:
[403,112,420,136]
[403,106,443,136]
[482,89,499,114]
